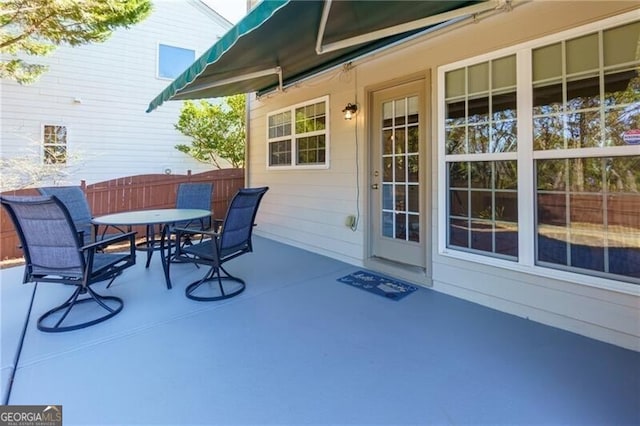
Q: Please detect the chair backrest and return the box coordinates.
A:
[38,186,93,242]
[220,187,268,252]
[1,195,85,278]
[175,182,213,229]
[176,182,213,211]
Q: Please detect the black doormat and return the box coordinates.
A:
[337,270,418,301]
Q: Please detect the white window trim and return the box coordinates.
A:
[156,42,196,80]
[41,123,69,165]
[437,10,640,296]
[265,95,330,170]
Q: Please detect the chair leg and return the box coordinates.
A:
[105,271,122,289]
[37,286,124,332]
[170,235,200,269]
[52,286,82,328]
[185,265,245,301]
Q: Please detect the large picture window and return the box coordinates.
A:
[532,20,640,283]
[267,96,329,169]
[440,16,640,285]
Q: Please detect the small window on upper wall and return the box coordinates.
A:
[266,96,330,169]
[43,125,67,164]
[158,44,195,79]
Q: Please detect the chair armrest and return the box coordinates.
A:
[80,231,137,251]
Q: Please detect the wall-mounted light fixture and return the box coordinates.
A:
[342,103,358,120]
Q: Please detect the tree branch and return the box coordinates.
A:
[0,9,58,49]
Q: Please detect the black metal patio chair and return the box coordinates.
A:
[169,186,268,301]
[1,195,136,332]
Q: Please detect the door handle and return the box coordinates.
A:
[371,184,379,190]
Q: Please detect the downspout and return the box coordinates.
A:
[245,92,250,187]
[244,0,252,188]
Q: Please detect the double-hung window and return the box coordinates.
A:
[267,96,329,169]
[42,125,67,164]
[444,55,519,259]
[157,44,195,80]
[440,15,640,286]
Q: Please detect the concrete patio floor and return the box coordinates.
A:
[1,236,639,425]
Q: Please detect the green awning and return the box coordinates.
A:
[147,0,499,112]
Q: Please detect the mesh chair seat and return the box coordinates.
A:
[180,240,248,262]
[30,252,128,280]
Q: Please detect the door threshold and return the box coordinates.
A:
[365,256,432,288]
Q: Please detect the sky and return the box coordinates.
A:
[202,0,249,24]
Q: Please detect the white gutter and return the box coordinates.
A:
[316,0,505,55]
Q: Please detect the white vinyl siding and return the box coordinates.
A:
[0,0,231,185]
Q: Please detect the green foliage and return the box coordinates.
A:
[1,0,152,84]
[174,95,246,169]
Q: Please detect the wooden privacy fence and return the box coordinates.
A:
[0,168,244,261]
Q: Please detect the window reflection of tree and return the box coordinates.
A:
[535,69,639,194]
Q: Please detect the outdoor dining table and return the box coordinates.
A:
[92,208,211,289]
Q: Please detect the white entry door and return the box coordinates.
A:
[370,79,426,268]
